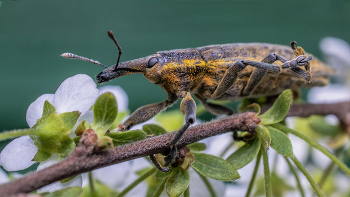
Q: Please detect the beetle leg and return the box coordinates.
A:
[149,154,171,173]
[242,53,286,96]
[164,92,196,166]
[121,93,178,131]
[243,54,312,82]
[195,94,233,115]
[211,60,246,99]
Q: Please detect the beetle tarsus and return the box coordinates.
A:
[149,154,170,173]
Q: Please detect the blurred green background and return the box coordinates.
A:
[1,0,350,131]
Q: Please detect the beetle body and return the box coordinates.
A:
[97,43,333,101]
[64,40,335,171]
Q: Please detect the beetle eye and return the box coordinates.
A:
[148,57,158,68]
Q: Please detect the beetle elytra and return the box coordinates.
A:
[62,31,335,171]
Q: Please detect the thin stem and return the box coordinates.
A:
[152,178,166,197]
[284,156,305,197]
[197,171,217,197]
[184,186,190,197]
[88,172,95,192]
[245,150,261,197]
[318,147,343,189]
[272,124,350,177]
[261,146,272,197]
[0,129,38,141]
[116,167,156,197]
[291,156,325,197]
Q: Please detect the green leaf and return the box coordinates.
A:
[75,120,88,136]
[143,124,167,136]
[187,142,206,152]
[93,92,119,137]
[166,167,190,197]
[256,125,271,151]
[42,101,56,118]
[41,186,83,197]
[179,153,195,170]
[106,130,146,146]
[267,126,293,157]
[59,111,81,131]
[191,153,240,181]
[73,136,81,146]
[309,115,342,136]
[226,137,261,169]
[32,149,51,162]
[155,168,171,179]
[258,89,292,125]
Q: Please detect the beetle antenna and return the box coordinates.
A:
[61,53,107,68]
[107,30,122,71]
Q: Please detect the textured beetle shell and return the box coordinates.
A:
[152,43,335,100]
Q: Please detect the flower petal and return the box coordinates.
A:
[308,84,350,104]
[36,154,82,193]
[53,74,99,114]
[0,169,9,184]
[320,37,350,65]
[26,94,54,127]
[0,136,37,171]
[99,85,128,112]
[93,161,132,189]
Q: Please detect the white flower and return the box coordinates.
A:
[99,85,128,112]
[0,74,99,192]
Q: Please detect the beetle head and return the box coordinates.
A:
[96,54,165,84]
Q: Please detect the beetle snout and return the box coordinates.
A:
[96,71,111,84]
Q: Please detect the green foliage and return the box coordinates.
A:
[308,116,342,137]
[166,167,190,197]
[92,92,118,137]
[41,186,83,197]
[267,126,293,157]
[142,124,167,136]
[254,172,294,197]
[226,137,261,169]
[256,125,271,151]
[30,101,79,159]
[106,130,147,146]
[186,142,207,152]
[192,153,239,181]
[258,89,292,125]
[32,149,51,162]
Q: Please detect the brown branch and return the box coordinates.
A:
[286,101,350,134]
[0,112,259,196]
[2,101,350,196]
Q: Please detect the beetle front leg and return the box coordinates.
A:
[121,93,178,131]
[164,92,196,166]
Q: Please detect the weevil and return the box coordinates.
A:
[62,31,335,172]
